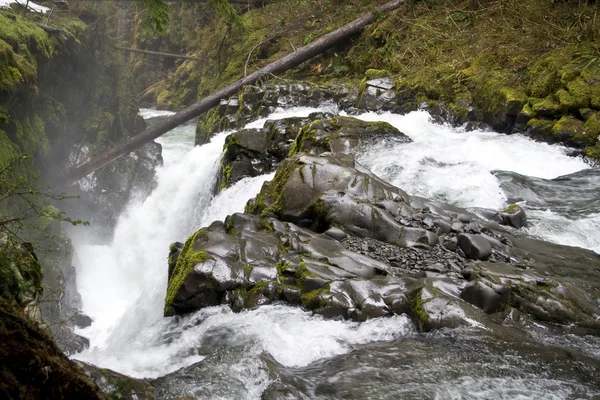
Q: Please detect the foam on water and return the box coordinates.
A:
[74,106,410,380]
[355,111,589,209]
[73,105,599,393]
[354,110,599,252]
[527,209,600,253]
[138,108,176,119]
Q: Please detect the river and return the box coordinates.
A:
[71,106,600,399]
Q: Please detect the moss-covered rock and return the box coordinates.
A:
[0,300,106,400]
[289,115,409,157]
[525,118,555,142]
[164,228,213,315]
[0,235,42,321]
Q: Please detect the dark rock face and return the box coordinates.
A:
[196,83,359,145]
[0,301,106,400]
[217,114,410,191]
[217,113,330,190]
[457,234,492,260]
[69,140,163,240]
[166,120,600,333]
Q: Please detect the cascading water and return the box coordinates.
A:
[73,105,411,381]
[72,106,600,398]
[354,110,600,253]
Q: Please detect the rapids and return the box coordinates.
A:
[71,106,600,398]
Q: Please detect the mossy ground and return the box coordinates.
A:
[0,300,105,399]
[148,0,600,160]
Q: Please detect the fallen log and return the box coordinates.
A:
[115,46,202,62]
[64,0,404,185]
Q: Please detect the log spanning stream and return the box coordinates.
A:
[71,106,600,399]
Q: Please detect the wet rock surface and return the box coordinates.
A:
[196,83,359,146]
[196,79,600,164]
[217,114,410,191]
[166,117,600,334]
[76,361,156,400]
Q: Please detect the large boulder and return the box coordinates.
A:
[217,115,410,191]
[217,113,330,191]
[165,146,600,332]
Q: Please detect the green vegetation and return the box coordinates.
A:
[141,0,600,160]
[244,157,299,216]
[0,239,42,306]
[164,229,213,314]
[410,288,430,329]
[0,300,105,399]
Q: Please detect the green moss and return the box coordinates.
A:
[410,288,430,328]
[164,229,213,315]
[300,284,329,310]
[0,130,19,169]
[566,77,592,109]
[531,96,561,117]
[0,241,42,306]
[288,120,322,157]
[556,89,587,111]
[530,62,561,98]
[257,217,274,233]
[583,112,600,136]
[277,238,292,256]
[584,143,600,164]
[240,281,271,308]
[504,204,520,214]
[552,115,594,147]
[246,158,298,217]
[364,69,391,80]
[13,116,48,157]
[275,260,289,277]
[243,264,252,277]
[218,162,233,192]
[294,260,317,289]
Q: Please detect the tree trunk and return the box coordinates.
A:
[115,46,202,61]
[64,0,404,185]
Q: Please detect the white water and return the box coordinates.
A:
[72,106,599,394]
[73,106,413,381]
[355,110,599,252]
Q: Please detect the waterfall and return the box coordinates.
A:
[71,106,599,397]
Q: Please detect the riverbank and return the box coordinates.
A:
[140,0,600,162]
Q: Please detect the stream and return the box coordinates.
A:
[71,107,600,399]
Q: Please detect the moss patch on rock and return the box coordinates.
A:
[164,228,212,315]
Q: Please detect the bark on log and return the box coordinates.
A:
[115,46,202,61]
[64,0,404,185]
